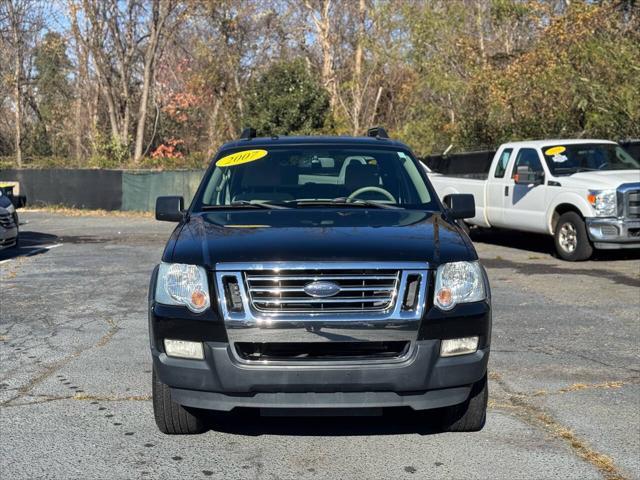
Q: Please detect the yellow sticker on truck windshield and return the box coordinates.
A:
[216,149,268,167]
[545,146,566,156]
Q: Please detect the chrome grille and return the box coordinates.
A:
[626,190,640,219]
[245,269,400,313]
[0,212,15,229]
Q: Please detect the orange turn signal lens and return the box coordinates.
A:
[436,287,453,308]
[587,193,596,205]
[191,290,208,310]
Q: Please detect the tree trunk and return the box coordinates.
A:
[9,2,23,167]
[134,0,171,161]
[476,0,486,66]
[351,0,366,135]
[14,48,22,168]
[305,0,338,111]
[134,50,155,160]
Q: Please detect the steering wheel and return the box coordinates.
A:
[347,186,396,203]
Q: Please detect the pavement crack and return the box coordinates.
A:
[0,317,122,407]
[2,395,74,408]
[95,318,121,348]
[72,394,151,402]
[489,372,629,480]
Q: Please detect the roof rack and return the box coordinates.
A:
[239,127,257,140]
[367,126,389,139]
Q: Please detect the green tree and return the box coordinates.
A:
[470,2,640,145]
[243,59,330,136]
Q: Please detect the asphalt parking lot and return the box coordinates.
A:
[1,211,639,480]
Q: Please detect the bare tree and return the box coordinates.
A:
[0,0,44,167]
[302,0,339,110]
[133,0,177,161]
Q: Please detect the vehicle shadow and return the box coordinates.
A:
[203,408,443,437]
[470,228,640,261]
[0,231,60,261]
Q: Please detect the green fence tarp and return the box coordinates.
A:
[122,170,205,212]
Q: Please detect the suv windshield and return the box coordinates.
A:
[542,143,639,176]
[193,146,437,210]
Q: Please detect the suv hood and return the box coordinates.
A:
[166,209,474,268]
[560,170,640,190]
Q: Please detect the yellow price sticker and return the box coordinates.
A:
[216,149,268,167]
[545,146,566,156]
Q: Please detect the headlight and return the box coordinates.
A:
[434,261,485,310]
[588,190,616,217]
[155,263,210,313]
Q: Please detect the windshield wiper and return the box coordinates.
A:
[286,198,401,210]
[201,201,290,210]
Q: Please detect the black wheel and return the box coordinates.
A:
[441,375,488,432]
[554,212,593,261]
[152,369,207,434]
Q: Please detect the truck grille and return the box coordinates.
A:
[245,269,400,313]
[626,190,640,219]
[0,212,16,229]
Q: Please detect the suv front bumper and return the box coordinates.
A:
[586,217,640,249]
[149,301,491,412]
[153,340,489,411]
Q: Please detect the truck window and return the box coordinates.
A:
[196,147,438,210]
[512,148,543,177]
[541,143,640,176]
[494,148,513,178]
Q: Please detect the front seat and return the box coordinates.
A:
[233,162,293,202]
[344,163,380,194]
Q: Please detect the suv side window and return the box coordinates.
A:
[494,148,513,178]
[512,148,544,177]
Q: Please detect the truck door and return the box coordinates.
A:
[485,147,513,227]
[503,147,548,232]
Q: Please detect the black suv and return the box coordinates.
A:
[150,129,491,434]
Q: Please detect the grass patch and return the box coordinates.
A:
[23,206,153,218]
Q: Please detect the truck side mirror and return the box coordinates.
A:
[447,193,475,220]
[156,196,184,222]
[514,165,543,185]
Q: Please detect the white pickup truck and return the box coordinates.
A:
[427,139,640,260]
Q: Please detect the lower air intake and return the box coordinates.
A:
[235,341,410,362]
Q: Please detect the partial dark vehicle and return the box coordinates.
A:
[0,186,25,250]
[149,128,491,434]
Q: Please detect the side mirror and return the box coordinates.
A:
[447,193,475,220]
[11,195,26,209]
[514,166,543,185]
[156,196,184,222]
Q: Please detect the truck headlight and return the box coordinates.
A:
[588,190,617,217]
[434,261,485,310]
[155,263,210,313]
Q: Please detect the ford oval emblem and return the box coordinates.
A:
[303,281,341,298]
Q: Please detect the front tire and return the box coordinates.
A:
[554,212,593,261]
[152,369,207,434]
[441,375,488,432]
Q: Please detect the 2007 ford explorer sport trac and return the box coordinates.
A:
[149,128,491,434]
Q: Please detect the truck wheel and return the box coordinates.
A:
[554,212,593,261]
[152,369,207,434]
[441,375,487,432]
